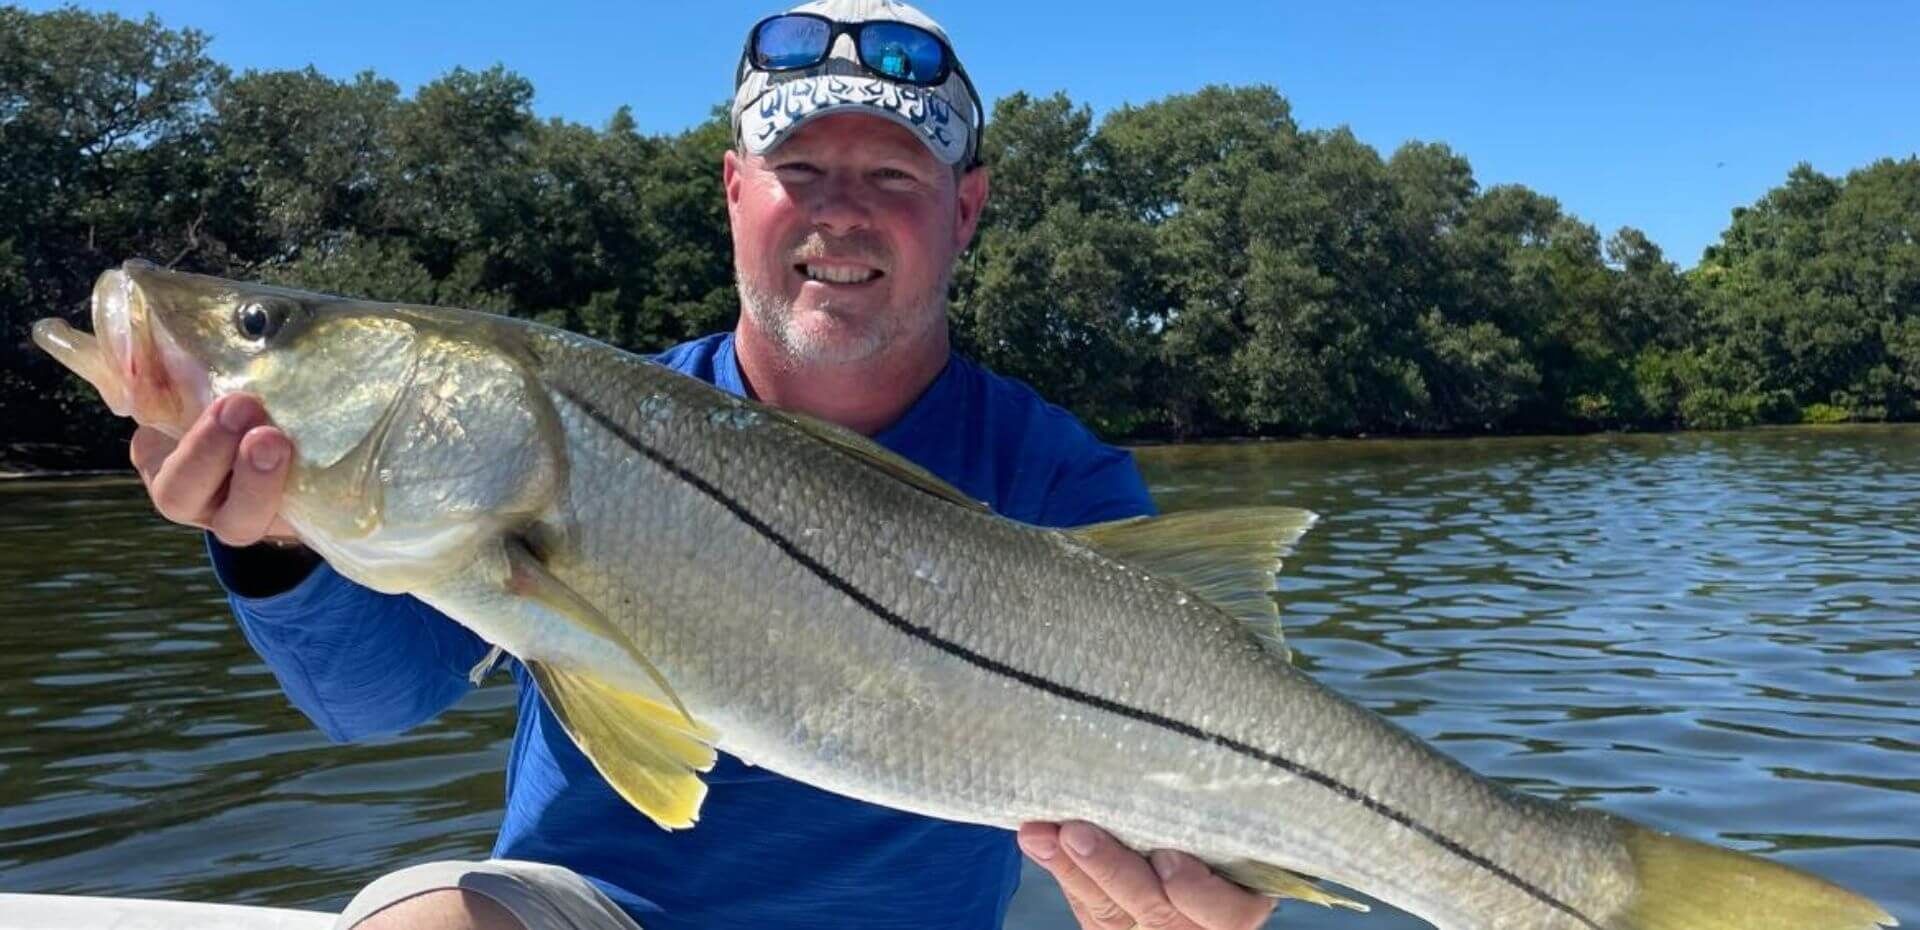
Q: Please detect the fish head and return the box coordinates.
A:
[33,259,227,435]
[34,260,407,462]
[36,261,568,590]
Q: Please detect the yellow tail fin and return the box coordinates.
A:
[1620,824,1896,929]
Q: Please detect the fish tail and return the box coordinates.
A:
[1617,823,1897,929]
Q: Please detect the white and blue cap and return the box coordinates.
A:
[732,0,983,167]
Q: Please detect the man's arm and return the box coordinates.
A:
[213,544,490,741]
[137,394,489,741]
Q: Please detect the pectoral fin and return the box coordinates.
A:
[529,661,718,831]
[1215,860,1370,913]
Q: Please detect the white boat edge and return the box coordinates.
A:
[0,893,336,930]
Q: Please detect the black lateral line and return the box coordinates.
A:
[558,385,1603,930]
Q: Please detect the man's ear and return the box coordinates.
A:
[724,148,743,222]
[953,164,990,251]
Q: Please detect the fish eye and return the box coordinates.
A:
[234,301,282,342]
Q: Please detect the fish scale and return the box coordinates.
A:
[31,260,1898,930]
[464,329,1645,930]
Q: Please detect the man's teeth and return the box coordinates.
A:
[802,264,880,284]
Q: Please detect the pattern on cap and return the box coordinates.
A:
[749,74,963,159]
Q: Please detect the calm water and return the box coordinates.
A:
[1,427,1915,928]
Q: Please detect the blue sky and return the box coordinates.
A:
[30,0,1920,267]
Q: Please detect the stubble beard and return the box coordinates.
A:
[739,270,949,370]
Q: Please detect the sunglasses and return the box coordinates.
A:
[745,13,959,86]
[740,12,986,165]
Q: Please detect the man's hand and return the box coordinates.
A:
[1019,822,1276,930]
[132,393,301,548]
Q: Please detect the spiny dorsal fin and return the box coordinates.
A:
[1069,507,1317,660]
[770,408,989,513]
[1214,860,1370,913]
[528,661,719,831]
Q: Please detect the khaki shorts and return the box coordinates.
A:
[335,859,644,930]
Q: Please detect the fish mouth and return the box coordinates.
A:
[31,261,207,435]
[96,269,141,398]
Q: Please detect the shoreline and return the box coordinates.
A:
[5,421,1913,480]
[0,468,128,481]
[1122,418,1915,447]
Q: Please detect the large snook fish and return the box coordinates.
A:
[34,260,1895,930]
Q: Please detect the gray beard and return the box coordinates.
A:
[738,276,947,369]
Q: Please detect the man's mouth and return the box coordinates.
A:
[797,263,883,285]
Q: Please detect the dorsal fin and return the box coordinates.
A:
[1069,507,1317,659]
[771,407,989,513]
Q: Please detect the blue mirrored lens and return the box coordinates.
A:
[858,22,946,83]
[755,16,831,69]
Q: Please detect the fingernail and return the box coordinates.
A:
[1022,834,1057,862]
[249,441,285,472]
[218,396,255,432]
[1061,824,1097,858]
[1151,850,1181,881]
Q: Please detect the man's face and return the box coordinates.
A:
[725,113,988,367]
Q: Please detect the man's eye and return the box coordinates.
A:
[775,162,822,178]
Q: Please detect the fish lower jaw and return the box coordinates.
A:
[63,268,204,434]
[148,324,213,431]
[30,319,135,418]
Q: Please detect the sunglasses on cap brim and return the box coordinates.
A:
[739,12,985,164]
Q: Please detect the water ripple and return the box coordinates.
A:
[3,430,1917,928]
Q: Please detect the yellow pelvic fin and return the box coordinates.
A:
[528,661,718,831]
[1214,860,1370,913]
[503,536,696,725]
[1068,507,1318,660]
[1619,824,1896,930]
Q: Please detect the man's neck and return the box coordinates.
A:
[732,323,951,436]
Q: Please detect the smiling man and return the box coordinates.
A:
[127,2,1274,929]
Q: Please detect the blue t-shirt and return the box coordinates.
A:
[215,332,1155,929]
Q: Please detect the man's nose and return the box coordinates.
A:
[802,173,871,235]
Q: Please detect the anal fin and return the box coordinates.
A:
[1215,860,1371,913]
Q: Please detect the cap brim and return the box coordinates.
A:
[737,73,971,166]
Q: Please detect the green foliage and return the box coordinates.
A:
[1,7,228,465]
[1692,159,1919,424]
[3,8,1913,469]
[1800,403,1852,424]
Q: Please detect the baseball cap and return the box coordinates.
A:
[731,0,984,167]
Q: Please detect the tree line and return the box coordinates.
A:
[4,8,1915,470]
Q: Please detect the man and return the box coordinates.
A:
[131,2,1276,928]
